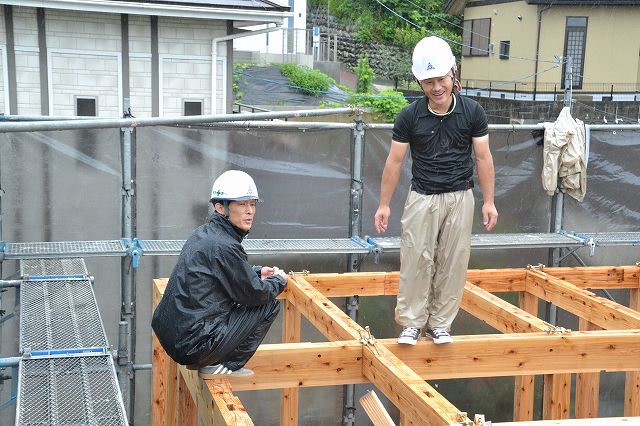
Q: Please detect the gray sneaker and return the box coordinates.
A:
[198,364,254,379]
[397,327,420,345]
[428,328,453,344]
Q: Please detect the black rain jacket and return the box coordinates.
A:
[151,213,287,365]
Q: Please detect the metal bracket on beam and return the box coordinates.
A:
[357,326,380,355]
[526,263,546,272]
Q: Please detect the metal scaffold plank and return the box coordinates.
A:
[2,232,638,261]
[19,278,108,353]
[16,355,128,426]
[4,240,128,259]
[371,232,587,253]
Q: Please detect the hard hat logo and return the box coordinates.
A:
[210,170,260,202]
[412,36,456,81]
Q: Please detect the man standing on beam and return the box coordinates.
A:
[374,36,498,345]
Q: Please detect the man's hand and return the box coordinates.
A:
[482,202,498,231]
[261,266,288,281]
[374,205,391,234]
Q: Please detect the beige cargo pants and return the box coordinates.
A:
[395,189,474,331]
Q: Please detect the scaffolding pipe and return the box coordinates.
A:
[119,98,137,419]
[117,320,130,413]
[201,121,355,129]
[0,107,355,133]
[0,280,20,288]
[343,111,365,426]
[0,357,20,367]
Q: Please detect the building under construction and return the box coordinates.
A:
[1,107,639,425]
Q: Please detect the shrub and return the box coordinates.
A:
[280,63,335,96]
[348,89,408,122]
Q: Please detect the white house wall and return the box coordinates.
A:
[0,6,238,117]
[0,7,7,113]
[157,16,226,116]
[129,15,152,117]
[13,8,40,115]
[234,0,306,55]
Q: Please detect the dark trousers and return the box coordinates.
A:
[197,300,281,370]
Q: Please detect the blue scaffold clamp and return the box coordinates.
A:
[364,236,382,264]
[122,238,144,268]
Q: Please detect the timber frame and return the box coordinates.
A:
[151,265,640,425]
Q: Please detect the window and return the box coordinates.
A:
[499,41,510,60]
[76,97,97,116]
[184,100,203,116]
[462,18,491,57]
[562,16,588,89]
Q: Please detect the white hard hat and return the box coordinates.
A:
[210,170,259,202]
[411,36,456,81]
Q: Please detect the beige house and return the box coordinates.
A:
[445,0,640,101]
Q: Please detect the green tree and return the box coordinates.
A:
[354,53,375,93]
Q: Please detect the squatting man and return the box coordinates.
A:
[374,36,498,346]
[152,170,288,378]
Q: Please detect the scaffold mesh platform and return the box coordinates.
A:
[5,240,127,259]
[20,258,89,277]
[20,277,108,352]
[15,258,127,426]
[369,232,587,253]
[16,355,127,425]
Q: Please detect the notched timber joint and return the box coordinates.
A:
[358,326,381,355]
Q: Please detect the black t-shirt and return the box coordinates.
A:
[392,93,488,194]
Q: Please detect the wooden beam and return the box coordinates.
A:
[359,390,395,426]
[284,273,363,341]
[575,319,601,418]
[383,331,640,380]
[543,266,640,290]
[525,269,640,329]
[361,344,463,425]
[462,282,550,333]
[281,299,301,426]
[626,287,640,416]
[179,366,253,425]
[152,334,178,426]
[236,341,364,391]
[513,290,540,422]
[495,416,640,425]
[223,330,640,390]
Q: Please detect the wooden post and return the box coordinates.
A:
[543,373,571,420]
[576,318,601,418]
[178,371,198,426]
[513,291,538,421]
[625,286,640,415]
[152,334,178,425]
[281,299,301,425]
